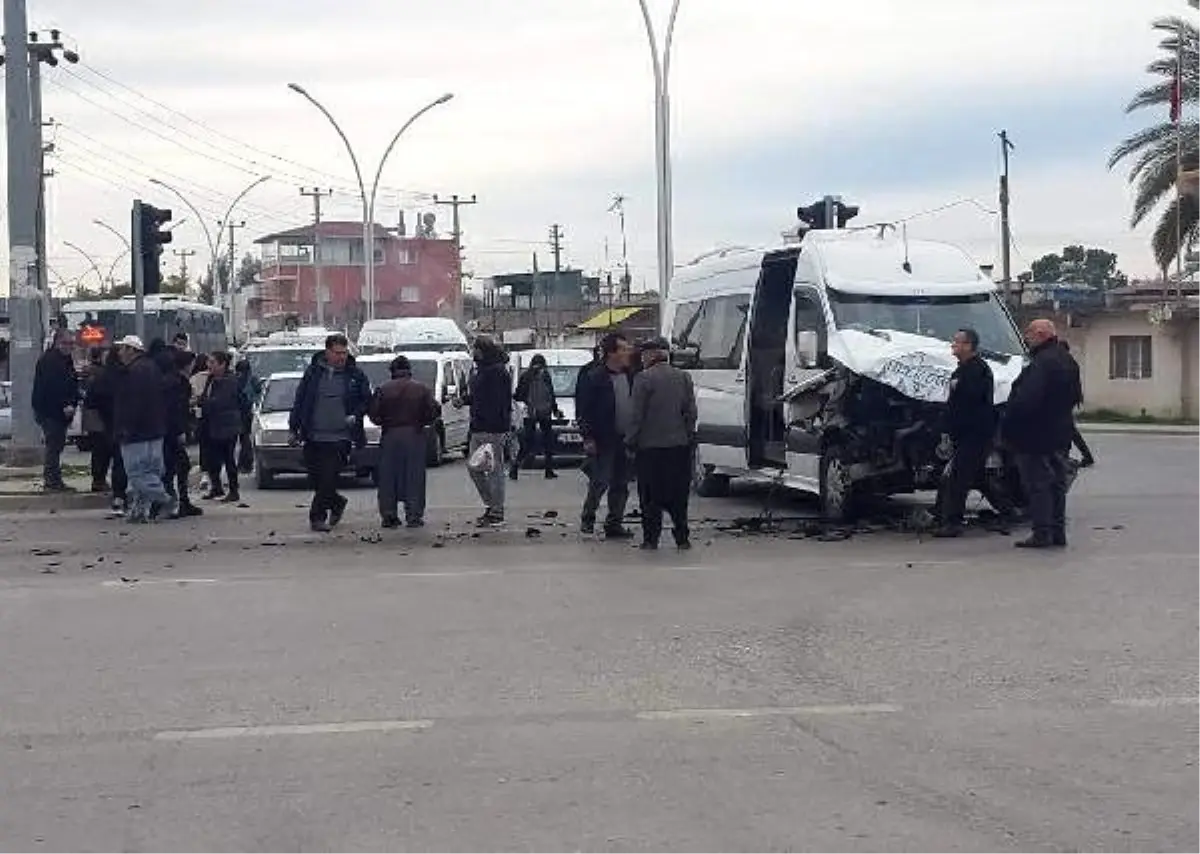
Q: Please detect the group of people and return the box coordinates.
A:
[935,318,1090,548]
[31,329,256,522]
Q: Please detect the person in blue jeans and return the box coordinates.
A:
[112,335,174,523]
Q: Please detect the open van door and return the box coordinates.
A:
[781,283,836,486]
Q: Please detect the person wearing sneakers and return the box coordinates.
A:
[289,333,371,532]
[112,335,174,523]
[460,336,513,527]
[575,332,636,540]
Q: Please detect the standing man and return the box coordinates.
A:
[289,333,371,533]
[933,328,997,538]
[171,331,191,352]
[1002,319,1082,549]
[31,329,79,492]
[369,355,439,529]
[575,332,636,539]
[513,353,562,480]
[627,337,697,550]
[460,337,513,527]
[112,335,174,523]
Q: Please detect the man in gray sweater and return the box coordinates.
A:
[627,337,698,550]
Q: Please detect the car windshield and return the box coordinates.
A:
[545,365,584,397]
[260,377,301,413]
[827,290,1024,356]
[359,359,439,390]
[245,349,318,381]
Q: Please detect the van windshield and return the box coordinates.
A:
[546,365,585,397]
[827,290,1024,356]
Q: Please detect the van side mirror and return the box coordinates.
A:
[795,330,820,368]
[669,345,700,369]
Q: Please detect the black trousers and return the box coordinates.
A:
[636,445,692,545]
[205,438,239,495]
[111,443,127,501]
[936,438,991,526]
[162,438,192,503]
[90,435,113,487]
[305,441,347,523]
[1015,452,1068,541]
[582,440,631,530]
[519,416,555,471]
[237,415,254,473]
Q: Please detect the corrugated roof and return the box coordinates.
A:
[577,306,643,329]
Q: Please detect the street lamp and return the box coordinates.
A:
[288,83,454,321]
[636,0,681,313]
[93,218,131,252]
[148,177,218,281]
[63,240,105,293]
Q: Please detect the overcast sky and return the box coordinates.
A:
[5,0,1191,297]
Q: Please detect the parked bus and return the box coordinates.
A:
[59,295,227,355]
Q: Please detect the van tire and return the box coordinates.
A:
[819,446,858,523]
[693,463,732,498]
[425,427,444,468]
[255,462,275,490]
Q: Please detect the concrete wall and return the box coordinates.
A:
[1078,312,1197,418]
[1181,320,1199,420]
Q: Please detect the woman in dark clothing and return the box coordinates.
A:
[86,348,128,511]
[234,359,256,473]
[198,351,244,502]
[81,346,111,492]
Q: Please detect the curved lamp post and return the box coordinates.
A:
[93,218,132,252]
[288,83,454,321]
[63,240,106,293]
[148,177,219,283]
[636,0,681,311]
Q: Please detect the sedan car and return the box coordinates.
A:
[251,372,381,489]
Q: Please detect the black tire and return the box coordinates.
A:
[425,427,444,468]
[693,460,732,498]
[819,445,858,523]
[255,461,275,490]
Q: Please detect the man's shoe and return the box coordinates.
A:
[201,489,224,501]
[580,519,595,535]
[1014,535,1055,549]
[329,495,349,527]
[476,512,504,528]
[675,539,692,551]
[1052,530,1067,547]
[219,492,241,504]
[310,519,332,533]
[544,469,558,479]
[406,519,425,529]
[380,516,401,529]
[508,466,520,481]
[604,526,634,541]
[178,502,204,518]
[932,524,965,539]
[639,541,659,550]
[43,482,76,493]
[90,481,109,494]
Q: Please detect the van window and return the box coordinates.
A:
[675,295,748,370]
[793,292,824,336]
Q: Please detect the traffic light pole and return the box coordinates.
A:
[131,200,146,341]
[4,0,42,464]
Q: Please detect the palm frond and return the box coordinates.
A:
[1109,121,1189,168]
[1151,192,1200,271]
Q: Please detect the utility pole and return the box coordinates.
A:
[220,219,246,338]
[173,248,196,284]
[548,224,564,274]
[608,195,630,298]
[433,193,477,325]
[300,187,332,327]
[998,129,1015,304]
[4,0,41,463]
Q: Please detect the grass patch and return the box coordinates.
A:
[1079,408,1198,426]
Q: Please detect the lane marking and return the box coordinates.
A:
[101,578,219,587]
[376,570,500,578]
[1111,696,1199,708]
[636,703,900,721]
[153,718,433,741]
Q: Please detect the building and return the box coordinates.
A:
[251,222,461,334]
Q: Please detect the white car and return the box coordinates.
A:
[509,348,594,461]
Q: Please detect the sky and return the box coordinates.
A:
[3,0,1193,298]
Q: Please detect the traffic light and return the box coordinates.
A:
[834,201,859,228]
[132,200,172,295]
[797,196,859,231]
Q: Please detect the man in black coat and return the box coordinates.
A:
[934,328,997,538]
[112,335,173,523]
[31,330,79,491]
[575,332,636,539]
[1002,319,1082,548]
[289,334,371,532]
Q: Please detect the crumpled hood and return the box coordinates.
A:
[827,329,1025,404]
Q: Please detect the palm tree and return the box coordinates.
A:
[1109,15,1199,275]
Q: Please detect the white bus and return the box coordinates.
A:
[60,295,227,355]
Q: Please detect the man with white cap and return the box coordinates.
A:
[112,335,174,522]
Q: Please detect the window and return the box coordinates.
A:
[1109,335,1152,379]
[828,290,1024,356]
[395,248,414,265]
[400,286,421,303]
[671,295,749,369]
[793,291,823,336]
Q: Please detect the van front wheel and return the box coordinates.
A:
[693,461,732,498]
[819,446,859,523]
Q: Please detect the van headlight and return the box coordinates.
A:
[256,428,291,447]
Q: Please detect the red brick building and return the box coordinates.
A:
[251,222,461,333]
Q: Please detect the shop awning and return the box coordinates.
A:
[577,306,643,330]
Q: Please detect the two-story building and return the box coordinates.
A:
[251,222,460,334]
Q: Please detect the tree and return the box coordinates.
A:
[235,252,262,294]
[162,272,191,295]
[1024,245,1127,288]
[1109,15,1199,274]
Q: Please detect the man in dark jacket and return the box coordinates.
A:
[112,335,173,522]
[933,328,997,537]
[627,337,698,550]
[369,355,439,528]
[31,329,79,491]
[1002,319,1082,548]
[459,337,512,526]
[163,348,201,517]
[575,332,636,539]
[289,333,371,532]
[513,353,562,480]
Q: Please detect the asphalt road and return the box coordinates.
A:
[0,433,1195,852]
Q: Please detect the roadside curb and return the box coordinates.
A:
[1077,423,1198,436]
[0,491,109,512]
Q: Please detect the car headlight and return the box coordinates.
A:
[256,428,291,447]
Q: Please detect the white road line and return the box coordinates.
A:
[636,703,900,721]
[100,578,219,587]
[376,570,500,578]
[153,718,434,741]
[1111,696,1199,708]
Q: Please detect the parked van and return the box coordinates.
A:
[665,220,1026,521]
[357,317,468,355]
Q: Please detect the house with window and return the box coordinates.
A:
[1058,280,1199,420]
[251,222,460,334]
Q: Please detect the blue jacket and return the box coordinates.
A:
[288,353,371,447]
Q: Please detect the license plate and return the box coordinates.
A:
[559,432,582,444]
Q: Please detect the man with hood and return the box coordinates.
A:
[31,329,79,492]
[368,354,439,528]
[112,335,174,522]
[1002,319,1082,549]
[289,333,371,532]
[512,353,562,480]
[459,336,512,526]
